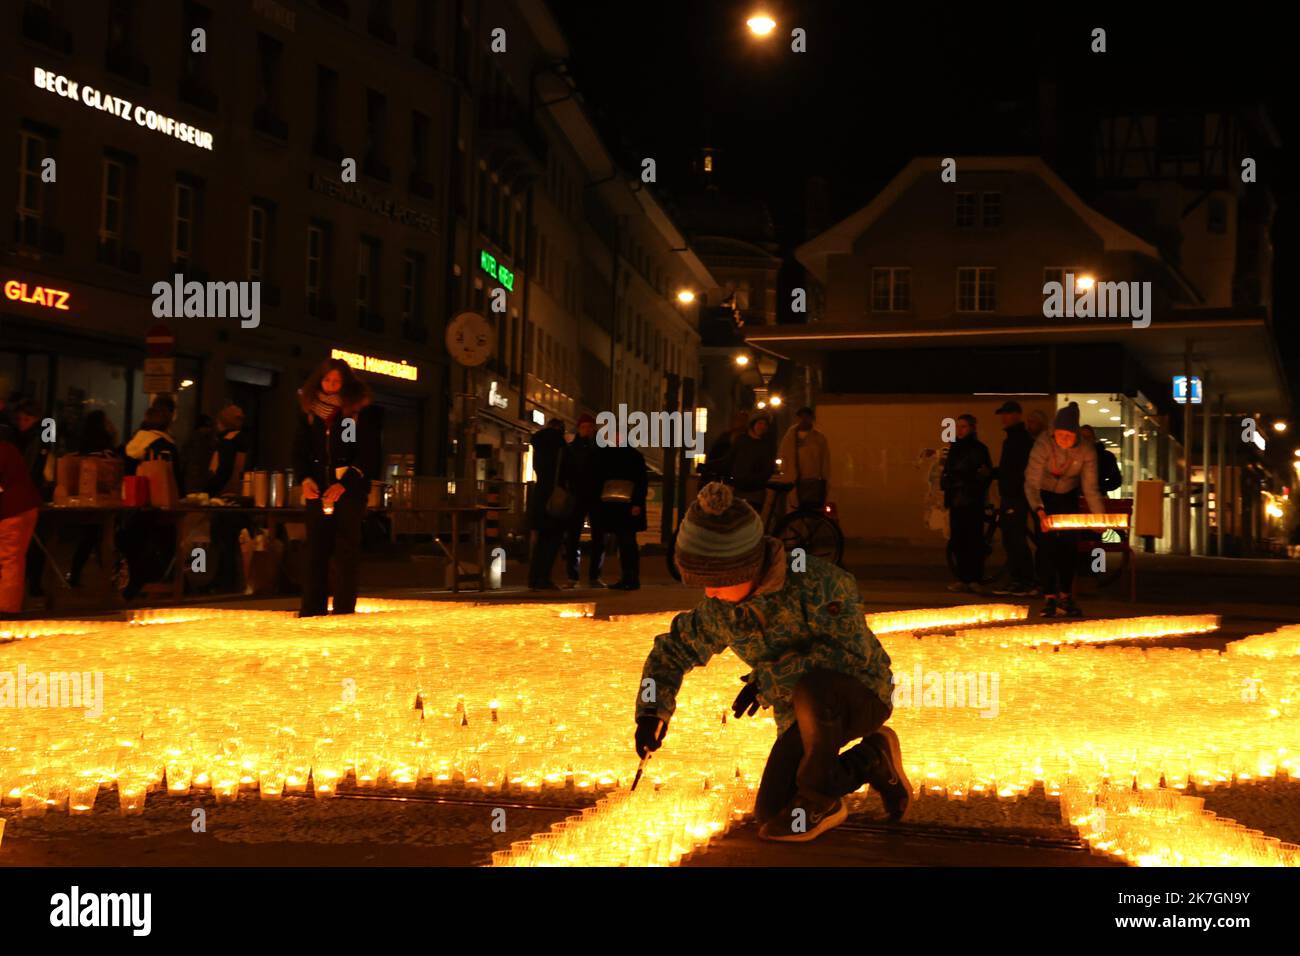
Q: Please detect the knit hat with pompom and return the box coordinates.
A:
[674,482,766,588]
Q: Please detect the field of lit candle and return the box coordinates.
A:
[1040,513,1130,531]
[1,601,1297,866]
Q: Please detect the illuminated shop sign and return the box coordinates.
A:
[1173,375,1203,405]
[4,278,70,311]
[331,348,419,382]
[488,381,510,408]
[33,68,214,151]
[479,250,515,292]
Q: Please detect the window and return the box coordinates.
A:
[957,267,997,312]
[414,0,438,65]
[173,182,195,268]
[313,67,340,156]
[955,192,977,229]
[100,158,126,257]
[401,252,424,326]
[17,130,46,238]
[367,0,395,43]
[981,192,1002,228]
[254,33,285,136]
[357,237,380,325]
[179,3,216,108]
[106,0,148,84]
[871,267,911,312]
[365,89,389,180]
[1042,266,1086,292]
[306,222,334,319]
[247,203,272,280]
[410,111,433,196]
[1157,114,1202,163]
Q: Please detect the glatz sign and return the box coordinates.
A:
[4,278,70,311]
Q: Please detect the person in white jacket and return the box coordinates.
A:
[1024,402,1105,618]
[775,406,831,513]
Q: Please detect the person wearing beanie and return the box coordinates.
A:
[562,413,608,587]
[634,482,908,843]
[1024,401,1106,618]
[940,413,994,594]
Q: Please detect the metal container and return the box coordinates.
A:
[270,471,287,507]
[251,470,270,508]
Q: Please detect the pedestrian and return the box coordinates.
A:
[182,414,216,495]
[293,358,380,617]
[206,404,249,497]
[67,411,120,588]
[1080,425,1122,494]
[1026,409,1049,440]
[0,438,41,616]
[990,401,1038,597]
[775,406,830,513]
[5,398,54,598]
[941,414,993,593]
[729,410,777,514]
[635,482,908,841]
[562,413,606,587]
[527,418,567,590]
[700,411,749,484]
[124,400,184,492]
[596,436,647,590]
[1025,402,1106,618]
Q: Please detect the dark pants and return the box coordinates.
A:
[25,537,45,595]
[528,524,565,587]
[1037,490,1079,595]
[755,668,892,822]
[564,500,605,582]
[608,525,639,585]
[300,495,364,616]
[999,500,1034,585]
[949,504,986,584]
[68,524,100,586]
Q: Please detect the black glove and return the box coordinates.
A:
[635,716,667,758]
[731,676,760,719]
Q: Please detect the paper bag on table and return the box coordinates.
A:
[137,459,179,509]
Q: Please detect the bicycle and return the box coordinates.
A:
[666,479,844,582]
[945,500,1130,589]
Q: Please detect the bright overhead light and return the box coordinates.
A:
[746,13,776,35]
[1098,407,1111,414]
[676,289,696,304]
[1110,416,1121,422]
[734,353,750,367]
[1086,399,1099,405]
[769,395,782,407]
[1294,449,1300,458]
[1076,275,1096,291]
[756,400,767,409]
[1273,421,1288,433]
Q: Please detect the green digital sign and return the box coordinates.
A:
[479,250,514,292]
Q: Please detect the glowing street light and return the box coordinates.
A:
[1273,420,1288,433]
[769,394,783,407]
[676,289,696,304]
[1077,275,1096,291]
[733,353,751,368]
[746,13,776,36]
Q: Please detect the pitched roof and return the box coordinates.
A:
[795,156,1162,283]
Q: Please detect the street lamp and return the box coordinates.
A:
[1273,420,1288,433]
[676,289,696,304]
[746,13,776,36]
[769,394,783,408]
[1077,275,1096,291]
[734,353,751,368]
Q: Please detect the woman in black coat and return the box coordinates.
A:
[595,442,648,590]
[291,358,381,616]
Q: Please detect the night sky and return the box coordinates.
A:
[548,1,1296,405]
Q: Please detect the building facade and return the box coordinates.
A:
[758,154,1289,555]
[3,0,456,477]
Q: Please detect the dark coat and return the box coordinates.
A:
[527,425,566,526]
[941,434,993,509]
[562,435,603,503]
[1096,445,1122,493]
[995,422,1034,504]
[291,404,381,503]
[596,444,648,532]
[729,430,776,492]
